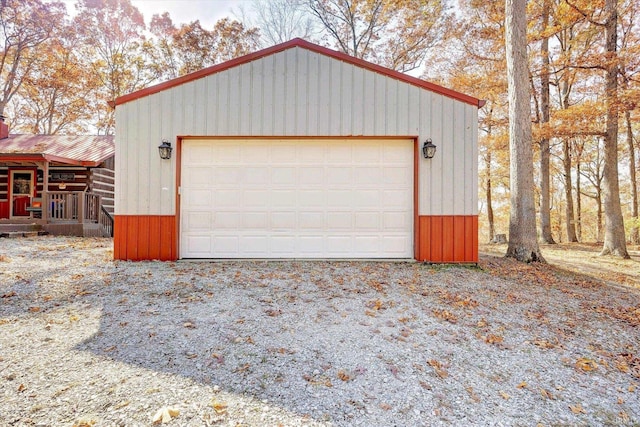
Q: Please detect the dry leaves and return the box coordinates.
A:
[337,369,353,382]
[427,359,449,379]
[569,403,586,414]
[575,357,598,372]
[210,400,228,414]
[152,407,180,424]
[432,309,458,324]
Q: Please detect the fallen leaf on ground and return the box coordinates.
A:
[517,381,528,389]
[73,418,96,427]
[427,359,448,378]
[499,391,510,400]
[575,357,598,372]
[210,400,228,414]
[432,309,457,323]
[114,400,130,409]
[152,407,180,424]
[337,370,352,382]
[540,389,555,400]
[569,403,586,414]
[484,334,504,345]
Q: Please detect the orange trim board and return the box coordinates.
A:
[114,214,478,262]
[114,215,177,261]
[418,215,478,263]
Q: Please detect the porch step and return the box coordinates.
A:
[0,231,48,238]
[0,223,43,233]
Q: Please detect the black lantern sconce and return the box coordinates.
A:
[158,139,172,160]
[422,138,436,159]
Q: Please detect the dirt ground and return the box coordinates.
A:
[481,242,640,290]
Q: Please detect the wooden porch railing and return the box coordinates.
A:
[43,191,102,224]
[99,205,114,237]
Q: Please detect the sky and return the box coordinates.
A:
[129,0,250,26]
[61,0,254,27]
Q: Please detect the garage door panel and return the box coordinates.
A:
[240,236,268,255]
[327,212,352,229]
[272,190,296,207]
[299,167,324,185]
[299,190,324,206]
[244,190,270,207]
[327,167,352,184]
[383,211,412,229]
[185,212,212,230]
[245,167,269,184]
[184,235,212,255]
[327,191,352,208]
[215,212,241,229]
[214,236,240,255]
[355,212,380,230]
[181,138,413,258]
[243,212,268,228]
[215,190,240,208]
[185,144,213,164]
[327,145,352,162]
[299,212,323,228]
[271,212,296,229]
[355,167,382,185]
[184,189,212,207]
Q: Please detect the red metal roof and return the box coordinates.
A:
[0,134,114,166]
[114,38,485,108]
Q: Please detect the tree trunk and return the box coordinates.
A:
[486,151,495,242]
[504,0,544,262]
[600,0,630,258]
[563,139,578,242]
[627,110,639,245]
[539,0,555,244]
[576,160,582,242]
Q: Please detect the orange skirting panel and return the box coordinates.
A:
[114,215,177,261]
[418,215,478,263]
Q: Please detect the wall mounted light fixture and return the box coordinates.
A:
[158,139,172,160]
[422,138,436,159]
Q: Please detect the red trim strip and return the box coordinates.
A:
[418,215,478,263]
[114,38,483,108]
[114,215,177,261]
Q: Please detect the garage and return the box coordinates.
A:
[113,38,482,262]
[180,138,414,258]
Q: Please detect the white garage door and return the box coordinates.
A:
[180,139,414,258]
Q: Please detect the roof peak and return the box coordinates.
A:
[113,38,483,108]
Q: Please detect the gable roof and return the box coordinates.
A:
[114,38,484,108]
[0,134,114,166]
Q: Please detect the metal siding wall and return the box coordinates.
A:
[116,46,477,217]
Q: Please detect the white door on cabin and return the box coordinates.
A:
[179,138,414,258]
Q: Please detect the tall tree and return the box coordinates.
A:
[504,0,544,262]
[250,0,315,45]
[306,0,448,72]
[538,0,556,244]
[0,0,65,117]
[150,16,260,78]
[16,21,99,134]
[74,0,157,134]
[600,0,630,257]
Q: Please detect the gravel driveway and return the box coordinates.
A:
[1,236,639,426]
